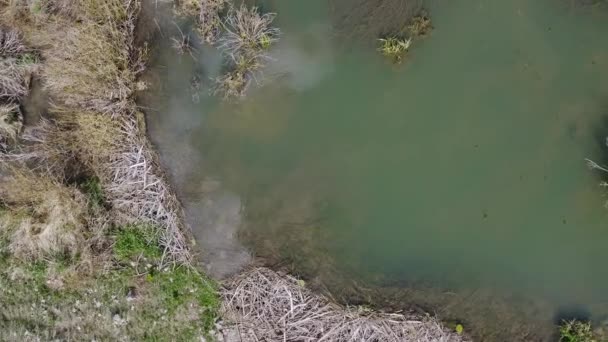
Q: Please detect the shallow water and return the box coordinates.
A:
[145,0,608,340]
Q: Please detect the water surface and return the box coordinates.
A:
[145,0,608,340]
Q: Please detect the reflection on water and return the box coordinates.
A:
[145,0,608,340]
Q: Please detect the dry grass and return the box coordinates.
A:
[103,111,192,264]
[222,267,468,342]
[0,57,29,102]
[0,0,191,263]
[0,26,26,56]
[17,0,144,117]
[0,103,21,150]
[0,169,91,262]
[35,22,135,116]
[0,26,35,152]
[2,118,75,177]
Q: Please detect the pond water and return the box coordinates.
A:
[144,0,608,340]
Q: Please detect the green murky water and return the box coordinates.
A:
[146,0,608,340]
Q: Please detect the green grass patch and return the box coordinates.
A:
[79,176,105,209]
[113,225,162,261]
[153,267,220,330]
[0,224,220,341]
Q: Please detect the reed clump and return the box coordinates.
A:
[214,5,280,99]
[377,12,432,64]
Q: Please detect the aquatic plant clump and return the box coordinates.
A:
[213,54,262,99]
[214,5,280,99]
[222,267,469,342]
[378,36,411,63]
[376,12,432,64]
[407,13,433,37]
[218,5,280,59]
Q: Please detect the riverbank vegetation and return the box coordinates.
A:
[0,0,219,339]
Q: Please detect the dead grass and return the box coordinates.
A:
[0,0,191,264]
[222,267,468,342]
[0,57,29,102]
[0,169,91,262]
[0,103,21,150]
[102,111,192,264]
[35,22,135,116]
[0,27,35,105]
[0,26,26,56]
[0,26,36,152]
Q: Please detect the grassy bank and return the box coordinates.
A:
[0,0,219,340]
[0,222,219,340]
